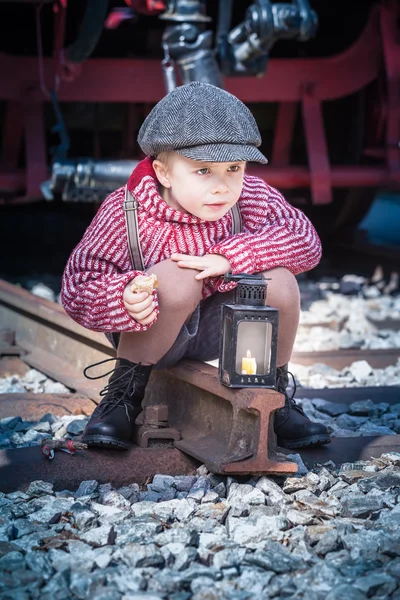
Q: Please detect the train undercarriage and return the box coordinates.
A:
[0,0,399,243]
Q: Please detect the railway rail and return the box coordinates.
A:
[0,278,399,493]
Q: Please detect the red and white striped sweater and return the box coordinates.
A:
[61,157,322,333]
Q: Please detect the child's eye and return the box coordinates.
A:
[228,165,240,172]
[197,168,210,175]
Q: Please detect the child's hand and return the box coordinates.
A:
[123,279,157,325]
[171,253,231,280]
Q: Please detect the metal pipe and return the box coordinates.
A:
[2,165,399,204]
[247,166,400,189]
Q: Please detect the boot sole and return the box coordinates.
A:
[277,434,331,449]
[82,435,130,450]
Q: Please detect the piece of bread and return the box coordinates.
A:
[131,273,159,294]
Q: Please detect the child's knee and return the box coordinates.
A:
[260,267,300,312]
[151,260,202,311]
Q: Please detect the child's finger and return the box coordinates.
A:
[129,301,154,317]
[195,269,214,280]
[177,260,200,271]
[177,257,208,270]
[171,253,190,261]
[125,292,151,309]
[132,303,156,321]
[136,310,157,326]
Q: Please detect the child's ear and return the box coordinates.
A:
[152,160,171,188]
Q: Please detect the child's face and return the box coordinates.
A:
[153,154,245,221]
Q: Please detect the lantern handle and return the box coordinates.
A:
[224,273,271,283]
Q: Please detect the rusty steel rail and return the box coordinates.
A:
[0,391,95,420]
[0,444,199,494]
[0,279,114,399]
[1,278,400,486]
[292,348,400,370]
[145,362,298,476]
[299,318,400,331]
[1,433,400,494]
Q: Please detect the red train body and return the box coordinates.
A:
[0,0,399,237]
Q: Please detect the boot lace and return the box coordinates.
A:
[83,358,141,420]
[276,367,305,426]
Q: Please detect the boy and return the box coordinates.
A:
[61,82,330,451]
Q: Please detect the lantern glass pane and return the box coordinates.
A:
[235,320,272,375]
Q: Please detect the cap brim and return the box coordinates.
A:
[175,143,268,164]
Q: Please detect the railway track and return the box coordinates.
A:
[0,278,399,493]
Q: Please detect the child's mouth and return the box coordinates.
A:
[206,202,227,210]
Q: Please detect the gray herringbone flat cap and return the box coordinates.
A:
[138,82,268,164]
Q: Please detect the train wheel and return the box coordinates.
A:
[287,186,378,247]
[328,187,378,240]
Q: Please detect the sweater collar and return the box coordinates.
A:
[127,156,206,224]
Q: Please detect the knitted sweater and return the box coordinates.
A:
[61,157,321,333]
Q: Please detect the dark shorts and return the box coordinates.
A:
[107,290,235,370]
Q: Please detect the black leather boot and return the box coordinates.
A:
[82,358,152,449]
[274,364,331,449]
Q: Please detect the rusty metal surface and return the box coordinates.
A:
[0,356,30,378]
[295,386,400,405]
[0,280,114,400]
[0,344,26,357]
[2,433,398,493]
[0,329,26,358]
[284,435,400,469]
[147,361,298,476]
[300,319,400,332]
[0,445,199,493]
[368,318,400,331]
[0,393,95,420]
[291,348,400,369]
[221,391,298,476]
[0,281,104,343]
[134,405,182,448]
[0,329,15,344]
[17,344,107,400]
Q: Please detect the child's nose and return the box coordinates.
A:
[212,177,229,194]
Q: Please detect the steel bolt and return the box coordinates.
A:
[144,404,169,422]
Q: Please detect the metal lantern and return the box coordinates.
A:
[219,274,279,388]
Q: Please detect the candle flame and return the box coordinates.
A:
[242,350,257,375]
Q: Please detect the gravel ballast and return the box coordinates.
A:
[1,454,400,599]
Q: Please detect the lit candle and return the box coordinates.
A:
[241,350,257,375]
